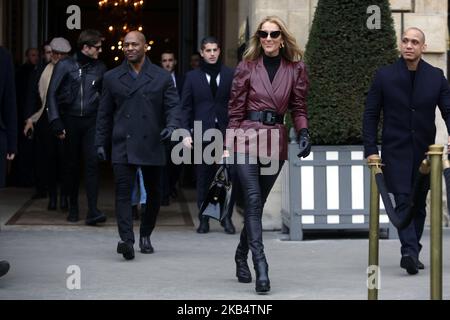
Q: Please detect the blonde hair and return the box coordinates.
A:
[243,16,303,62]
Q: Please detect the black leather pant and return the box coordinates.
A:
[235,153,284,263]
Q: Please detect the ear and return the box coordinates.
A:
[422,43,427,52]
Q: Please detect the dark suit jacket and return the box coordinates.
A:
[181,65,234,135]
[363,57,450,194]
[226,57,309,160]
[95,58,181,166]
[0,47,17,155]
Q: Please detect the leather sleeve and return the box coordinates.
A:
[226,61,251,149]
[47,59,69,124]
[289,61,310,135]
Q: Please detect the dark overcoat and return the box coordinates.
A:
[0,47,17,187]
[181,65,234,135]
[363,57,450,194]
[95,58,180,166]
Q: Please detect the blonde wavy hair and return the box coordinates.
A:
[243,16,303,62]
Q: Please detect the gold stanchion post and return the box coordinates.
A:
[367,156,382,300]
[428,145,443,300]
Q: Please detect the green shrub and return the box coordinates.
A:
[300,0,398,145]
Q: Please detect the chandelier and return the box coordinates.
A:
[98,0,152,64]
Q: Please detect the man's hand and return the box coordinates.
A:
[23,119,34,137]
[50,119,66,140]
[367,154,380,161]
[7,153,15,161]
[183,136,193,149]
[160,128,174,142]
[97,146,107,162]
[297,128,312,158]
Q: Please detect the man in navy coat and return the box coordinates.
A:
[0,47,17,188]
[363,28,450,275]
[181,36,236,234]
[95,31,180,260]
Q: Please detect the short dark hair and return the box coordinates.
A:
[77,29,103,50]
[200,36,220,50]
[161,49,176,58]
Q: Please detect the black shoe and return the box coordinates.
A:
[197,217,210,234]
[60,196,68,211]
[117,241,135,260]
[235,246,252,283]
[417,260,425,270]
[67,206,79,223]
[47,196,57,211]
[139,236,154,254]
[132,206,139,221]
[85,210,107,226]
[0,261,10,278]
[221,217,236,235]
[254,259,270,294]
[400,255,419,275]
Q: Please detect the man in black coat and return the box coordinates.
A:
[0,47,17,280]
[0,47,17,188]
[363,27,450,275]
[47,30,107,225]
[95,31,180,261]
[181,36,236,235]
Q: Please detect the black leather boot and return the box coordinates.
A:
[254,259,270,294]
[235,228,251,283]
[235,246,252,283]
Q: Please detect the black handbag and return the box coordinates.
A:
[199,164,233,222]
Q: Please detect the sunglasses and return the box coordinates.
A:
[91,45,102,51]
[258,30,282,39]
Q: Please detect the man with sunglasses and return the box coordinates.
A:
[47,30,107,225]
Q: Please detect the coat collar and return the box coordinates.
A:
[397,56,424,94]
[118,57,155,95]
[256,56,287,108]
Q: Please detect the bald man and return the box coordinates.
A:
[95,31,180,260]
[363,27,450,275]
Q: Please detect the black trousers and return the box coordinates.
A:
[113,164,162,244]
[0,131,7,188]
[34,114,65,197]
[235,153,284,263]
[394,193,427,259]
[62,115,99,211]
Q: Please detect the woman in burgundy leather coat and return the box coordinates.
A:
[226,16,311,294]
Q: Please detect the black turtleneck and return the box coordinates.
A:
[263,54,281,83]
[76,51,96,67]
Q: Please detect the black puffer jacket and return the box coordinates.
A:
[47,52,107,126]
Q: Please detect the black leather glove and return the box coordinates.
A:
[160,127,174,142]
[50,119,65,137]
[297,128,312,158]
[97,146,107,162]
